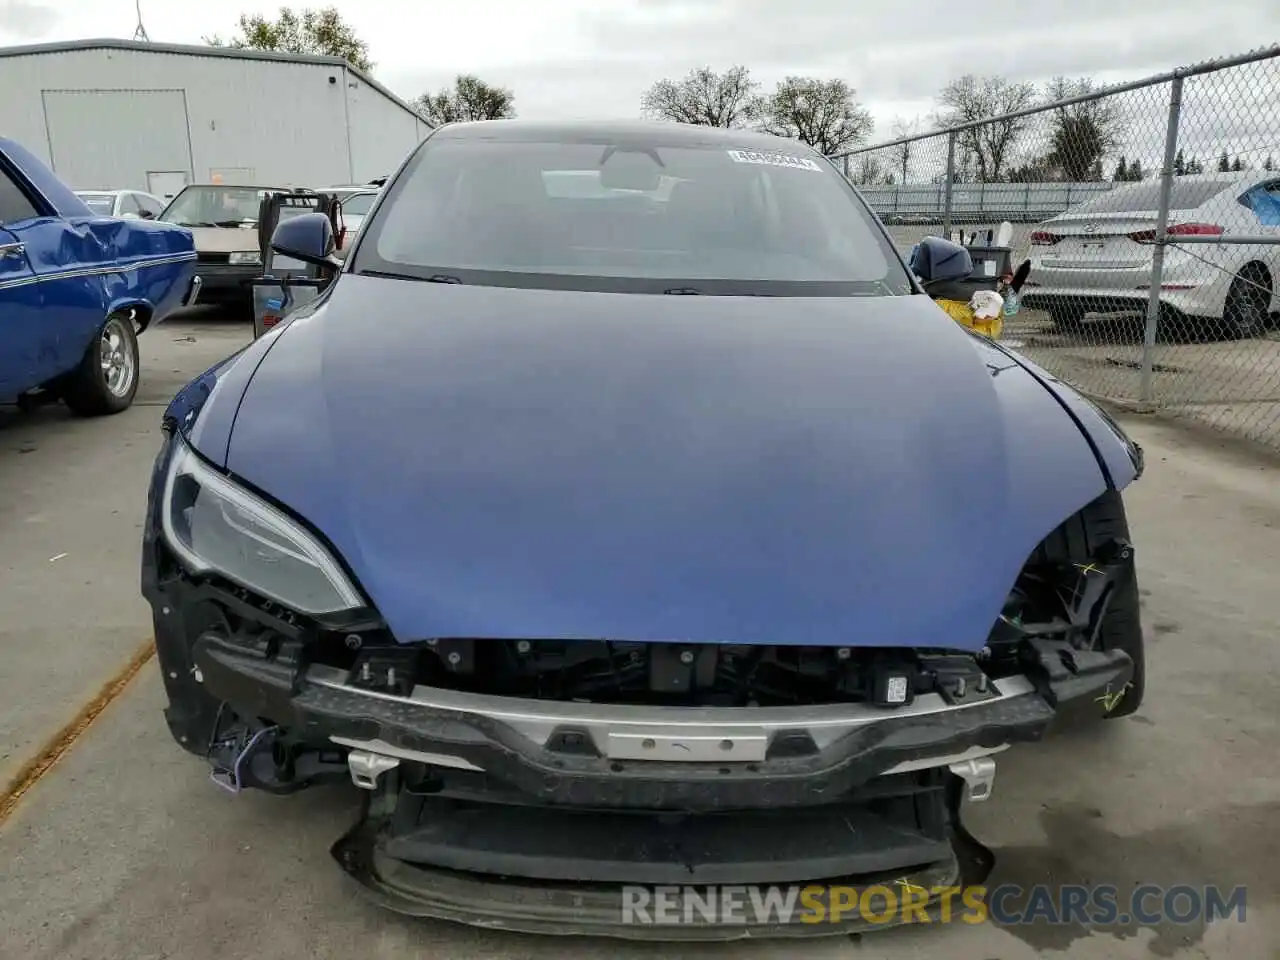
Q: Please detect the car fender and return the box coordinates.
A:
[995,345,1143,490]
[90,216,197,331]
[165,320,293,464]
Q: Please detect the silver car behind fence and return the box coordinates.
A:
[836,44,1280,454]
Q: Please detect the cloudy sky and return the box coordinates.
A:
[1,0,1276,139]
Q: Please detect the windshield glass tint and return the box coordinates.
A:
[1075,180,1229,213]
[161,187,268,226]
[342,193,376,216]
[79,194,114,214]
[357,137,910,296]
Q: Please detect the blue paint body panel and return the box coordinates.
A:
[991,346,1141,490]
[183,273,1119,651]
[0,137,197,402]
[178,320,298,464]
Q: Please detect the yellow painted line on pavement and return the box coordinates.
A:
[0,638,155,826]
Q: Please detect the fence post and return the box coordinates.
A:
[942,131,956,238]
[842,154,850,181]
[1139,75,1184,406]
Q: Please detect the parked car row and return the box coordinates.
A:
[142,180,383,303]
[1,143,388,421]
[74,188,167,220]
[155,182,295,306]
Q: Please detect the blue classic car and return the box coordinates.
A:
[0,137,200,415]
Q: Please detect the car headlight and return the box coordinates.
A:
[160,439,363,615]
[228,251,261,265]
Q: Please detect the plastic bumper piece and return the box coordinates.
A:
[182,631,1132,812]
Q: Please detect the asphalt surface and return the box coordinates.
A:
[2,308,1279,959]
[0,307,246,785]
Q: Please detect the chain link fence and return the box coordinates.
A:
[837,45,1280,453]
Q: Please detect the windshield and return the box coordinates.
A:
[342,193,377,216]
[1073,179,1230,214]
[160,186,272,227]
[78,193,115,214]
[355,137,911,296]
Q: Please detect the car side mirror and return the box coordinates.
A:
[910,236,973,285]
[139,209,156,220]
[271,212,342,270]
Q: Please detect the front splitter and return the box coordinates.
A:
[331,780,996,940]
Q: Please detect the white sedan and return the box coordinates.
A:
[1022,172,1280,339]
[74,189,167,221]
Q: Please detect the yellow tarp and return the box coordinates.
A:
[935,298,1003,340]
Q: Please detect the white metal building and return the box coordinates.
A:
[0,38,432,198]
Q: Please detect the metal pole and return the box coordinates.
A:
[1139,75,1184,406]
[942,131,956,238]
[842,154,850,181]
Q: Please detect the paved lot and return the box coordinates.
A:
[2,311,1279,958]
[0,308,246,786]
[1009,317,1280,452]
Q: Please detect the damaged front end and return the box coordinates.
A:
[143,434,1138,937]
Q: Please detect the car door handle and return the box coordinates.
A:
[0,241,25,259]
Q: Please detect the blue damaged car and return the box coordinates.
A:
[142,121,1146,939]
[1,137,199,415]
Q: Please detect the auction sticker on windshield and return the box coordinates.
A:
[727,150,822,171]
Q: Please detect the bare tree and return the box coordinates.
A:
[415,75,516,124]
[936,75,1037,181]
[1042,77,1127,182]
[641,66,763,127]
[888,116,924,184]
[760,77,874,157]
[850,153,886,186]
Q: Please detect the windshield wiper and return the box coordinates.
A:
[212,219,256,227]
[664,286,701,295]
[176,221,217,227]
[358,269,466,284]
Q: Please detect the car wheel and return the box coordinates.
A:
[1153,304,1202,343]
[1038,489,1146,719]
[1222,265,1271,339]
[62,311,141,416]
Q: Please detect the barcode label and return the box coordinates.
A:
[726,150,822,171]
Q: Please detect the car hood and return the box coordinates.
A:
[207,275,1109,650]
